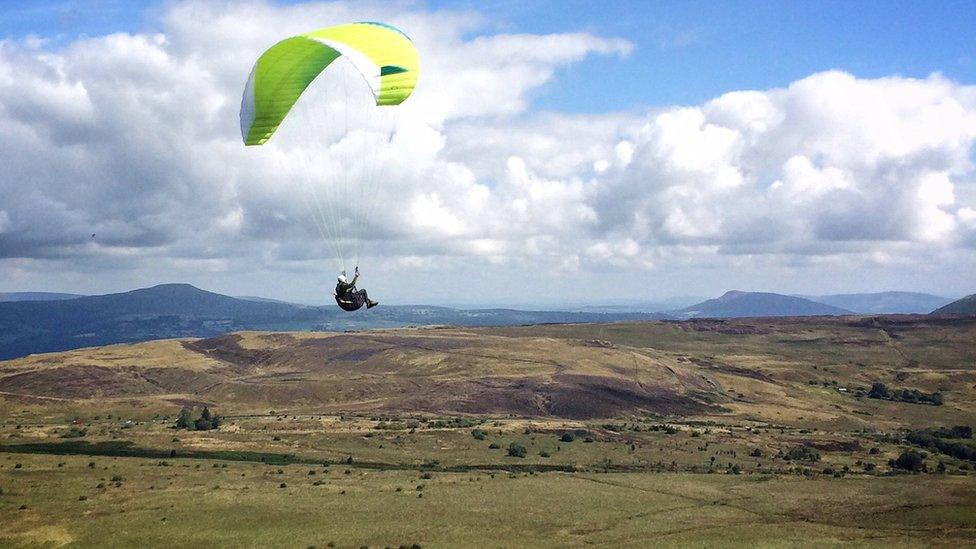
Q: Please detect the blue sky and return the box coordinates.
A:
[4,0,975,112]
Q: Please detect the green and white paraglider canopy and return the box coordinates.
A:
[240,22,419,272]
[241,22,419,146]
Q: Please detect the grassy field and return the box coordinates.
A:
[2,412,975,547]
[2,317,976,546]
[2,449,975,547]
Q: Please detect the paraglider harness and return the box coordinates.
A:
[334,290,365,312]
[334,271,367,312]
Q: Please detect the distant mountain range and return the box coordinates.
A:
[2,284,972,360]
[799,291,953,314]
[1,288,960,314]
[575,296,705,313]
[931,294,976,316]
[0,292,85,302]
[0,284,666,360]
[673,291,851,319]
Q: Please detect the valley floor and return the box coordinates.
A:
[2,413,975,548]
[2,453,975,548]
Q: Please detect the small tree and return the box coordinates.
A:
[175,408,193,430]
[560,433,575,443]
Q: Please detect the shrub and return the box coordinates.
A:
[560,433,575,443]
[539,451,550,458]
[63,427,87,438]
[428,418,479,429]
[471,429,487,440]
[488,443,500,449]
[750,448,764,458]
[893,451,925,472]
[507,443,527,458]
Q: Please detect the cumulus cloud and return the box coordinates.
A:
[0,0,974,301]
[591,71,976,262]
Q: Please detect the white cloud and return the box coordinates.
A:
[591,70,976,261]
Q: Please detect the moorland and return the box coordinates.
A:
[2,315,975,547]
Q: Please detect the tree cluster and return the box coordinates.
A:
[867,382,942,405]
[783,445,821,462]
[175,407,220,431]
[905,426,975,462]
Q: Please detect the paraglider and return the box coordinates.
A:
[240,22,419,310]
[334,266,378,311]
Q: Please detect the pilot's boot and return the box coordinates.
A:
[367,299,379,309]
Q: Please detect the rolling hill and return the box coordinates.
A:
[674,290,851,318]
[2,315,974,428]
[0,284,326,360]
[931,293,976,316]
[802,291,953,314]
